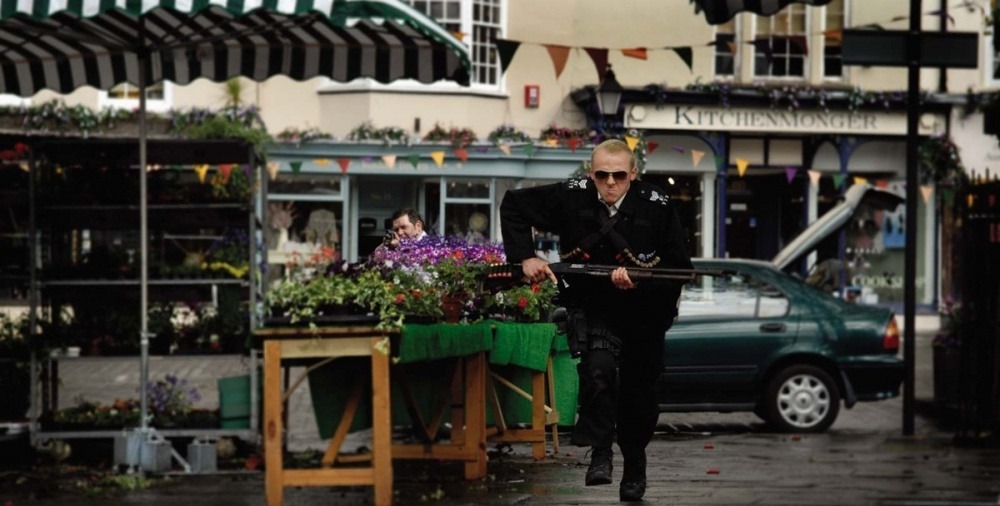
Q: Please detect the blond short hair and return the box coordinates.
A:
[590,139,636,170]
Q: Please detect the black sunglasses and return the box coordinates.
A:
[593,170,630,182]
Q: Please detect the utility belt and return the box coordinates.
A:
[565,308,621,359]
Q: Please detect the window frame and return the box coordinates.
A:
[750,6,810,80]
[678,271,792,320]
[821,0,847,80]
[98,82,173,113]
[984,33,1000,88]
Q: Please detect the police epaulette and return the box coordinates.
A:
[638,185,670,206]
[565,178,590,190]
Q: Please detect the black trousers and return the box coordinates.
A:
[569,324,664,462]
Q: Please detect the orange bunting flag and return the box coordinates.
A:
[726,41,738,55]
[691,149,705,167]
[808,170,821,186]
[454,149,469,162]
[647,141,660,154]
[876,179,890,189]
[266,162,280,181]
[452,31,465,42]
[621,47,648,60]
[920,185,934,203]
[736,158,749,177]
[430,151,446,168]
[967,193,975,208]
[822,29,843,42]
[218,163,234,183]
[194,164,209,183]
[545,44,571,78]
[625,135,640,151]
[543,139,559,148]
[498,144,512,156]
[337,158,350,174]
[313,158,330,166]
[382,155,397,169]
[567,137,582,152]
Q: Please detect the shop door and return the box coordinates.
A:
[726,173,805,261]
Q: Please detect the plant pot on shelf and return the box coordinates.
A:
[440,293,466,324]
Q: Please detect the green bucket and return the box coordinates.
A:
[218,374,258,429]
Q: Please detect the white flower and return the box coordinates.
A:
[383,260,394,269]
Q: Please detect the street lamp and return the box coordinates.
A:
[595,65,623,119]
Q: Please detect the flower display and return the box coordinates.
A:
[933,296,967,349]
[485,281,559,323]
[423,123,478,148]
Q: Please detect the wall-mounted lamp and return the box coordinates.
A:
[595,65,623,118]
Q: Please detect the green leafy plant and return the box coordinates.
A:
[347,121,409,145]
[919,135,967,188]
[485,281,558,322]
[423,123,478,147]
[487,124,533,145]
[276,126,333,144]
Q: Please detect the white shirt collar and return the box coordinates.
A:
[598,192,628,217]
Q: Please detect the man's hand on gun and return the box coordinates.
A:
[610,266,636,290]
[521,257,557,284]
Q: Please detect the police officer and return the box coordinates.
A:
[500,139,692,502]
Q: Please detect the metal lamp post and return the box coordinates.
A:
[595,65,624,130]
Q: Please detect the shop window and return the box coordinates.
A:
[265,173,346,277]
[405,0,504,87]
[439,177,492,241]
[714,19,736,77]
[822,0,845,78]
[101,82,171,113]
[985,34,1000,86]
[753,5,808,78]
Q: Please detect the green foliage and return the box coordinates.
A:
[423,123,478,147]
[174,107,273,160]
[276,126,333,144]
[485,281,558,322]
[487,125,532,145]
[0,100,135,135]
[0,312,32,359]
[347,121,409,145]
[918,135,967,190]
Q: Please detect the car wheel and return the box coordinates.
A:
[764,365,841,433]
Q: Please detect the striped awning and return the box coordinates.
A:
[691,0,834,24]
[0,0,470,96]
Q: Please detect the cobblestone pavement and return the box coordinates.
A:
[12,317,1000,505]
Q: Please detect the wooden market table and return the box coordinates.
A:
[256,320,566,506]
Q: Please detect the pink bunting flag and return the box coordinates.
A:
[266,162,280,181]
[382,155,397,169]
[920,185,934,204]
[785,167,797,184]
[808,170,821,186]
[670,145,684,154]
[337,158,350,174]
[691,149,705,167]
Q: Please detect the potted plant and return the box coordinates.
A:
[0,312,33,420]
[485,281,559,323]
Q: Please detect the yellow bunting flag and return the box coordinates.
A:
[808,170,821,186]
[920,185,933,203]
[736,158,749,177]
[691,149,705,167]
[853,176,868,185]
[430,151,446,168]
[194,164,209,183]
[218,163,233,183]
[266,162,280,181]
[498,144,512,156]
[625,135,640,151]
[382,154,397,169]
[313,158,330,166]
[543,139,559,148]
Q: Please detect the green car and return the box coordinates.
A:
[658,184,904,433]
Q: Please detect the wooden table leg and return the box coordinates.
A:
[463,352,487,480]
[264,340,284,506]
[370,337,393,506]
[546,355,560,454]
[531,370,547,460]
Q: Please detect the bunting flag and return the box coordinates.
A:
[361,156,373,163]
[289,161,302,174]
[546,44,571,78]
[218,163,233,183]
[523,144,535,156]
[337,158,350,174]
[454,148,469,162]
[543,139,559,147]
[567,137,582,153]
[823,28,843,42]
[584,47,609,79]
[726,40,738,55]
[671,47,693,72]
[475,146,490,153]
[407,154,420,169]
[714,154,725,168]
[495,39,521,73]
[430,151,446,167]
[624,135,640,151]
[194,164,209,183]
[622,47,648,60]
[785,167,797,184]
[382,154,397,169]
[967,193,975,208]
[749,39,773,68]
[942,188,955,207]
[691,149,705,167]
[452,31,466,42]
[853,176,868,185]
[735,158,749,177]
[808,170,821,185]
[647,141,660,154]
[498,144,512,156]
[266,162,280,181]
[241,164,251,180]
[920,184,934,203]
[832,174,845,189]
[876,179,890,189]
[670,145,683,154]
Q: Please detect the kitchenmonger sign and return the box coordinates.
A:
[627,105,939,135]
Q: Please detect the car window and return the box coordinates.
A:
[679,271,790,319]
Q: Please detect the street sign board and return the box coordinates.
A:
[842,30,978,68]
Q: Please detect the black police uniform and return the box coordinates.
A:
[500,177,692,463]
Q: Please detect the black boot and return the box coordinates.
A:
[584,447,613,486]
[619,452,647,502]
